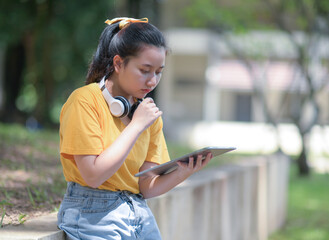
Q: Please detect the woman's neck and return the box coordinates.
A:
[106,79,133,104]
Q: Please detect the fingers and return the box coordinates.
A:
[131,97,162,130]
[201,153,213,167]
[142,98,159,111]
[176,153,213,181]
[144,98,162,117]
[195,154,203,168]
[179,154,211,171]
[145,97,154,103]
[190,153,213,170]
[176,156,194,169]
[188,156,194,168]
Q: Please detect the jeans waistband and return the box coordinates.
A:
[66,182,144,200]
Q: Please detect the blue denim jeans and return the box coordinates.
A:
[57,182,162,240]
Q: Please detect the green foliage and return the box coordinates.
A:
[18,214,27,224]
[16,84,38,112]
[0,209,5,228]
[1,183,12,201]
[27,183,51,207]
[183,0,270,32]
[183,0,329,32]
[0,200,13,228]
[26,186,36,207]
[0,0,117,124]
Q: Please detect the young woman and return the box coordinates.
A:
[57,17,213,240]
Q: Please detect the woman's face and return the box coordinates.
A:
[113,45,166,100]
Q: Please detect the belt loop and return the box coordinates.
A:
[137,193,144,200]
[66,182,77,196]
[66,182,72,196]
[120,191,135,212]
[120,191,134,205]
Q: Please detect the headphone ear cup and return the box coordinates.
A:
[112,96,130,118]
[128,99,142,120]
[99,77,130,118]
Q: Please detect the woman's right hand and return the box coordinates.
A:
[131,97,162,131]
[74,98,161,188]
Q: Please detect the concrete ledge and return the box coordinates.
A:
[0,212,64,240]
[148,153,290,240]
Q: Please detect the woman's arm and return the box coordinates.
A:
[138,153,213,199]
[74,122,143,188]
[74,98,161,188]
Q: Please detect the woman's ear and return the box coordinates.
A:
[113,55,124,73]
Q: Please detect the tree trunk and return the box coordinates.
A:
[297,140,310,176]
[32,34,53,125]
[0,42,26,123]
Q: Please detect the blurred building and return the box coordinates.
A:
[159,30,329,121]
[147,0,329,145]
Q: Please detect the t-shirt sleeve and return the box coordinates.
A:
[145,117,170,165]
[60,91,104,156]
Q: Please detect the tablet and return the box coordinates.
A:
[135,146,236,177]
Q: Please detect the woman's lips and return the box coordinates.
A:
[141,89,152,93]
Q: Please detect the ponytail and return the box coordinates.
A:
[86,23,120,84]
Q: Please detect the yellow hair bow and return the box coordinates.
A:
[105,17,149,29]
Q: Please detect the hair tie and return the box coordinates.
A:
[105,17,149,30]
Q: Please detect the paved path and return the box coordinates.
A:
[0,212,64,240]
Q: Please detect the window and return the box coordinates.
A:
[235,94,252,122]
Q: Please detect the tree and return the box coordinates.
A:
[0,0,117,126]
[184,0,329,176]
[262,0,329,176]
[0,0,163,127]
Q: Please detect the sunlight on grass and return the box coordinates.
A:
[269,168,329,240]
[0,122,59,144]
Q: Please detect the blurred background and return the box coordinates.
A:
[1,0,329,176]
[1,0,329,238]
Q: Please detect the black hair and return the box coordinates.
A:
[86,21,167,84]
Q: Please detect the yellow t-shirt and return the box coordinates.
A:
[59,83,170,194]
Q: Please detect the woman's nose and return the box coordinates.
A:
[147,74,158,87]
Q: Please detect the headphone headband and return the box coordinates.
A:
[99,77,142,119]
[99,77,130,118]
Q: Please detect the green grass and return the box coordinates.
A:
[0,123,65,226]
[269,168,329,240]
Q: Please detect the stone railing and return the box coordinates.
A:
[0,153,289,240]
[148,153,290,240]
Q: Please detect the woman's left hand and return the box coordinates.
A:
[175,152,213,181]
[138,152,213,199]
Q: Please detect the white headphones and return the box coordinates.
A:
[99,77,141,119]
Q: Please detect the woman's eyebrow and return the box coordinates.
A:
[142,63,165,69]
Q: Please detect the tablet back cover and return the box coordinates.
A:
[135,147,235,177]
